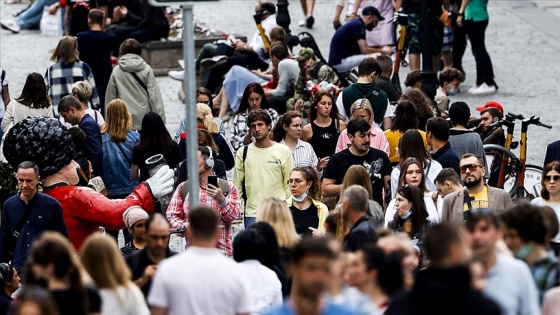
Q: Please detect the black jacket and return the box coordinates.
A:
[386,267,501,315]
[343,215,378,252]
[431,142,460,175]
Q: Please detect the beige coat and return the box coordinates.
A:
[441,186,514,223]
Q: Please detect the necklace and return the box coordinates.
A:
[293,199,311,210]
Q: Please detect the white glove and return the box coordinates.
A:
[145,165,175,199]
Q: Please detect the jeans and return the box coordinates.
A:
[244,216,256,229]
[197,43,217,86]
[205,52,269,94]
[16,0,58,29]
[464,19,495,86]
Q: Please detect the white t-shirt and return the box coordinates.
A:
[0,68,8,118]
[148,247,253,315]
[390,159,443,199]
[238,260,283,314]
[335,90,394,128]
[99,285,149,315]
[531,197,560,239]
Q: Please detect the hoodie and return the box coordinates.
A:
[341,82,388,125]
[105,54,165,130]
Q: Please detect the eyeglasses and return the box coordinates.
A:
[287,179,305,185]
[544,175,560,182]
[460,164,483,174]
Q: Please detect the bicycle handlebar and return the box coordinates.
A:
[527,116,552,129]
[507,112,525,120]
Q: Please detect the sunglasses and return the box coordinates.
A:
[460,164,483,174]
[544,175,560,182]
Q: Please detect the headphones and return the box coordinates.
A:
[204,146,215,170]
[0,263,12,282]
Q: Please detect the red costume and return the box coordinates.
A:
[45,183,155,249]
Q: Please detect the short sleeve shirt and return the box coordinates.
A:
[329,18,366,65]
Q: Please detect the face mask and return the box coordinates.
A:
[447,87,459,96]
[366,22,375,31]
[514,245,531,260]
[399,208,412,220]
[293,191,308,202]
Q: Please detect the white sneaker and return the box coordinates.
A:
[298,19,305,27]
[468,84,479,94]
[200,55,227,68]
[168,70,184,81]
[0,20,20,33]
[470,83,496,95]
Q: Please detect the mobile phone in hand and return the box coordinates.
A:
[208,175,218,188]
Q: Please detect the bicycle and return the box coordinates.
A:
[483,112,551,199]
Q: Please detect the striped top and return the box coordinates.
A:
[280,139,319,170]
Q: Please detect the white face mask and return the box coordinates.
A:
[399,208,412,220]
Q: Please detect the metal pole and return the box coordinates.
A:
[182,3,199,207]
[420,0,437,100]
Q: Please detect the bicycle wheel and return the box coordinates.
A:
[504,164,543,200]
[483,144,520,198]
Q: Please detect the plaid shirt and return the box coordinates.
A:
[166,181,242,256]
[45,61,100,114]
[231,108,279,151]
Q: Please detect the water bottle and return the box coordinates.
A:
[145,154,173,212]
[306,80,315,92]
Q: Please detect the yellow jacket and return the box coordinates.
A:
[285,197,330,233]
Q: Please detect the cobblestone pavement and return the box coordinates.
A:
[2,0,560,247]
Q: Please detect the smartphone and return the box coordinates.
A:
[208,175,218,188]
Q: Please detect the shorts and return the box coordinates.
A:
[442,26,454,52]
[405,13,444,55]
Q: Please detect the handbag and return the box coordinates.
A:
[40,6,62,37]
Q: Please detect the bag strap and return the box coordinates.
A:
[241,145,249,205]
[180,179,230,201]
[10,205,33,256]
[78,161,92,182]
[462,188,473,220]
[129,72,153,112]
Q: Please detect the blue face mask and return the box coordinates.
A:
[399,208,412,220]
[293,191,308,202]
[447,87,459,96]
[514,245,532,260]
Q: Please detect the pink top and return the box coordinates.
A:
[335,126,390,155]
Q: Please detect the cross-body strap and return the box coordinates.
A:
[129,72,153,112]
[462,189,473,220]
[241,145,249,205]
[10,204,34,256]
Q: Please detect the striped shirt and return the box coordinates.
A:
[280,139,318,170]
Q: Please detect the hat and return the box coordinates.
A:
[362,6,385,21]
[475,100,503,113]
[296,47,315,62]
[123,206,149,229]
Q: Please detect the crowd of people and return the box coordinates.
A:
[0,0,559,314]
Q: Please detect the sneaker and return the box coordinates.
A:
[298,19,305,27]
[469,83,496,95]
[200,55,227,68]
[1,20,20,34]
[468,84,480,94]
[306,16,315,28]
[168,70,185,81]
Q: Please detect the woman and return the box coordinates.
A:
[384,100,429,166]
[175,87,225,139]
[385,157,441,225]
[80,234,149,315]
[231,83,279,151]
[348,245,404,313]
[388,185,432,252]
[10,286,60,315]
[256,198,300,251]
[399,89,436,131]
[0,263,20,314]
[24,232,101,315]
[273,111,327,170]
[285,167,329,236]
[131,112,181,182]
[196,103,234,170]
[232,229,283,314]
[45,36,100,113]
[177,129,227,183]
[301,91,346,159]
[390,129,442,198]
[2,72,53,133]
[335,165,385,241]
[457,0,497,95]
[532,161,560,240]
[335,98,390,155]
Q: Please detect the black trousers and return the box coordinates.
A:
[464,19,495,86]
[452,22,467,74]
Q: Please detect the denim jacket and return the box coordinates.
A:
[101,131,140,197]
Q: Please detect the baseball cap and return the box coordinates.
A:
[296,47,315,62]
[475,100,503,113]
[362,6,385,21]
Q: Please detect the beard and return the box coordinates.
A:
[464,175,483,188]
[366,23,375,31]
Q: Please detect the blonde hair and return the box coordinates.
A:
[350,98,374,124]
[256,198,300,248]
[102,99,132,142]
[50,36,79,63]
[196,103,219,134]
[80,233,132,290]
[71,81,92,103]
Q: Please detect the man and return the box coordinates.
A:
[234,109,293,227]
[76,9,118,107]
[329,6,391,75]
[441,154,513,223]
[374,54,401,103]
[340,185,378,252]
[66,0,108,36]
[336,58,392,130]
[120,205,149,256]
[0,0,59,34]
[426,117,460,174]
[435,66,464,118]
[434,168,463,198]
[265,44,300,115]
[126,213,176,298]
[448,102,487,170]
[387,223,500,315]
[58,95,103,177]
[289,47,340,112]
[475,101,505,145]
[267,238,356,314]
[105,38,166,131]
[167,146,242,256]
[322,117,391,207]
[149,206,252,315]
[466,209,540,315]
[0,161,68,273]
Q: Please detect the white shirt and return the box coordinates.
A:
[99,285,149,315]
[390,159,443,199]
[148,246,253,315]
[335,90,394,128]
[238,260,283,314]
[384,192,442,226]
[248,14,278,61]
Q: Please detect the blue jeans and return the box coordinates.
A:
[244,217,256,229]
[16,0,58,29]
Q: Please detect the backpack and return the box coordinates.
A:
[180,178,230,201]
